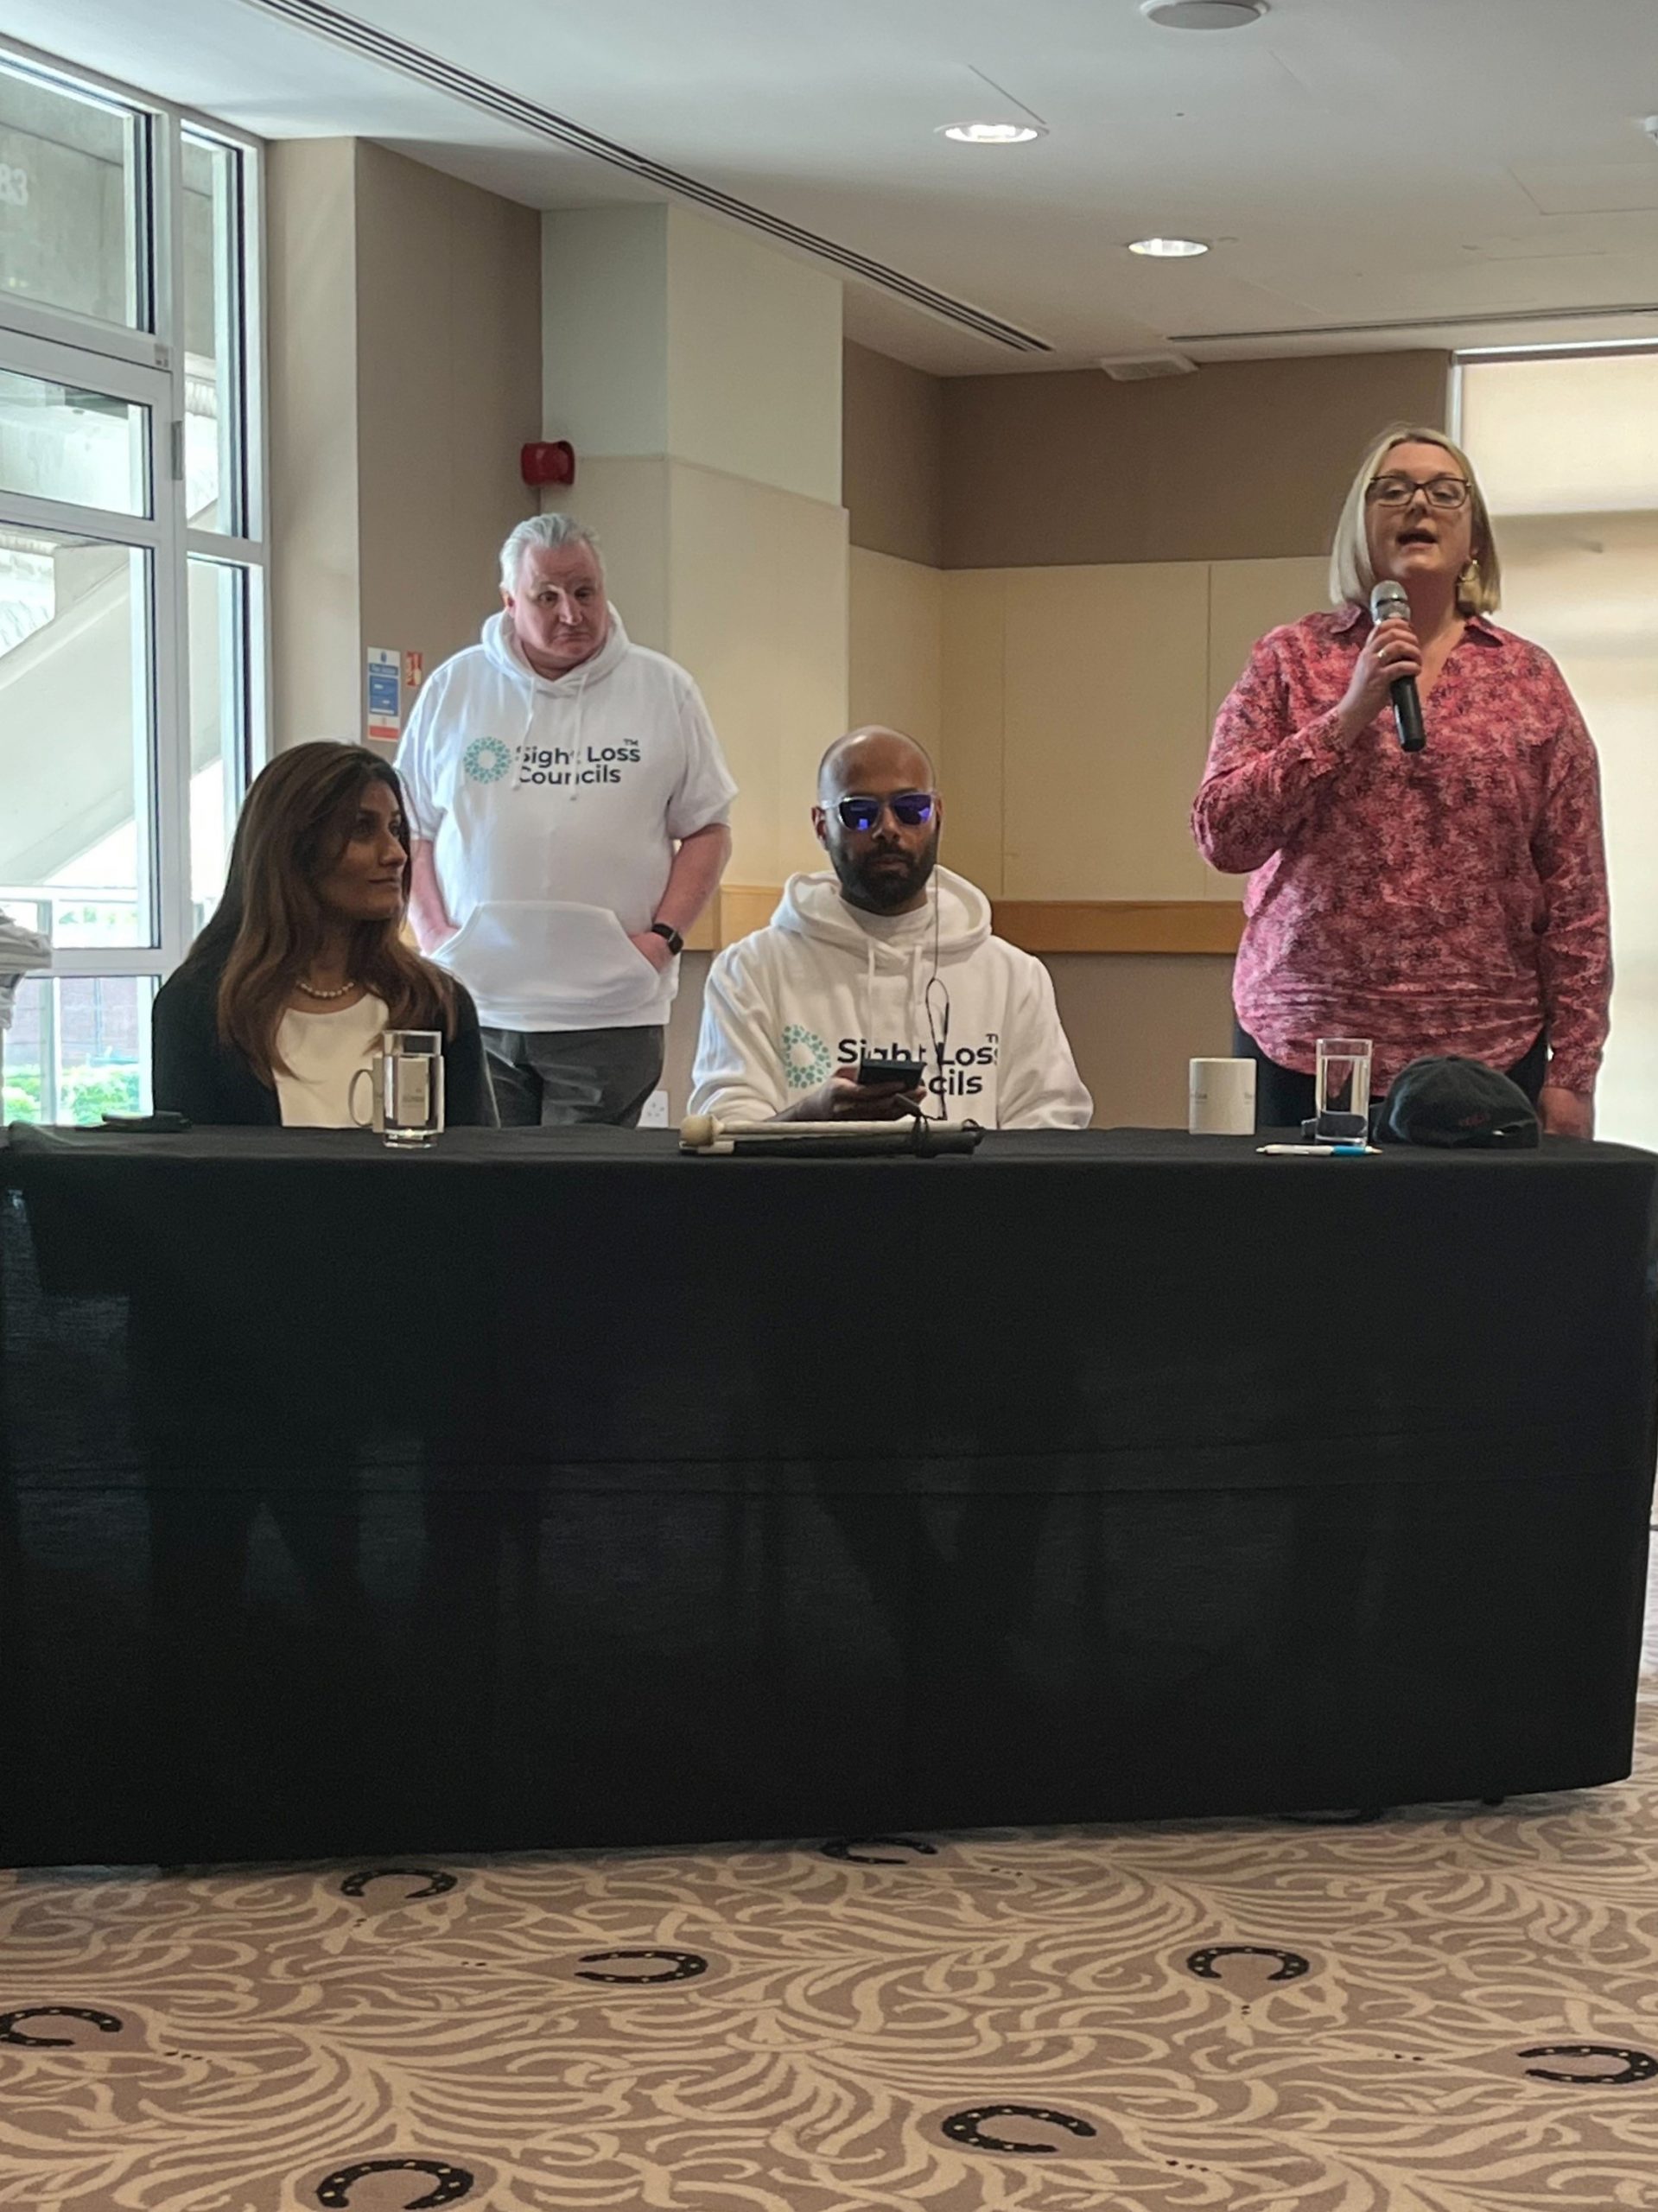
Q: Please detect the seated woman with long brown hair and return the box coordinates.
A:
[154,741,496,1126]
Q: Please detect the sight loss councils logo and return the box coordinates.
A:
[463,735,513,784]
[782,1024,831,1090]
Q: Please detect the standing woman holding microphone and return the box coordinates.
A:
[1192,423,1610,1136]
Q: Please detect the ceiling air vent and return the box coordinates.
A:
[1140,1,1267,28]
[1096,351,1198,381]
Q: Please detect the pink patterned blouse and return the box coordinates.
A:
[1192,605,1610,1095]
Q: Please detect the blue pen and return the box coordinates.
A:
[1257,1141,1374,1155]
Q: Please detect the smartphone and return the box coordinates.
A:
[856,1055,925,1090]
[101,1110,192,1132]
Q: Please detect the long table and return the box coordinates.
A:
[2,1123,1654,1867]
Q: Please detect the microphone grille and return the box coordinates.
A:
[1370,579,1408,620]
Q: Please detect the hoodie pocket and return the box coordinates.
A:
[437,899,660,1020]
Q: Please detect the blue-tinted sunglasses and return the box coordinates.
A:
[835,790,937,834]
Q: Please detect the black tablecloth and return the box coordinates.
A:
[2,1124,1654,1865]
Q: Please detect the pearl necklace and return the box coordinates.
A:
[296,978,357,1001]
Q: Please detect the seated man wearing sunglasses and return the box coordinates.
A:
[689,726,1092,1127]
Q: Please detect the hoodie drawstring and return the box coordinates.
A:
[859,922,943,1120]
[508,614,602,797]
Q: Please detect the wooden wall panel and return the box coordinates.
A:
[994,900,1242,954]
[1205,556,1333,722]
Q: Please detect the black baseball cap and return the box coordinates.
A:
[1375,1055,1540,1149]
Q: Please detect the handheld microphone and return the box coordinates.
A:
[1369,580,1426,753]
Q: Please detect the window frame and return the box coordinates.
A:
[0,34,269,1118]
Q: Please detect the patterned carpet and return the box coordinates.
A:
[3,1562,1656,2212]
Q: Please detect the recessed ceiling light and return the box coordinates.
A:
[938,120,1045,145]
[1128,236,1210,257]
[1141,0,1267,27]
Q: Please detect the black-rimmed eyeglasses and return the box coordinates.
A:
[834,791,937,834]
[1365,474,1471,511]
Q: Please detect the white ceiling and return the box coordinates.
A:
[9,0,1658,372]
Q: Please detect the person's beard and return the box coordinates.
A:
[830,827,939,914]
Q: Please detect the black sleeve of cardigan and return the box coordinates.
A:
[151,972,233,1124]
[443,984,499,1127]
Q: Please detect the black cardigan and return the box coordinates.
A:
[152,958,498,1128]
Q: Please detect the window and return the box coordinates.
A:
[1458,350,1658,1149]
[0,40,264,1125]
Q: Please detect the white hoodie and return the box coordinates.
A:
[397,609,735,1032]
[690,867,1093,1128]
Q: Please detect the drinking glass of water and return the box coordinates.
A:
[350,1029,445,1148]
[1314,1037,1373,1142]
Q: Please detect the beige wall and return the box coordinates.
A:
[354,144,543,683]
[666,209,843,508]
[267,140,362,745]
[266,141,542,749]
[543,207,670,458]
[842,340,944,569]
[847,548,943,763]
[1049,953,1236,1128]
[666,461,848,887]
[850,550,1330,909]
[935,553,1331,906]
[543,204,848,914]
[844,347,1450,570]
[940,353,1451,569]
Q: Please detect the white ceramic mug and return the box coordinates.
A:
[349,1029,445,1147]
[1189,1057,1256,1136]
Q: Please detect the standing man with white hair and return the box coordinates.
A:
[398,514,735,1124]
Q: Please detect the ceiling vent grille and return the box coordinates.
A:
[244,0,1053,354]
[1170,302,1658,345]
[1097,350,1197,380]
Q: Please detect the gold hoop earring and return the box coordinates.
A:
[1456,559,1482,614]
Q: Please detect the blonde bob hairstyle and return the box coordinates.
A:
[1328,423,1502,617]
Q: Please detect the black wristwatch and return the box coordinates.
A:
[648,920,684,957]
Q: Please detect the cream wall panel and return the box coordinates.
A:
[267,140,361,748]
[1203,555,1330,897]
[666,207,843,507]
[542,207,669,455]
[1001,563,1211,902]
[666,464,779,884]
[1205,557,1332,722]
[939,569,1007,896]
[848,549,943,760]
[1046,951,1237,1129]
[547,457,673,654]
[768,492,853,878]
[666,461,848,886]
